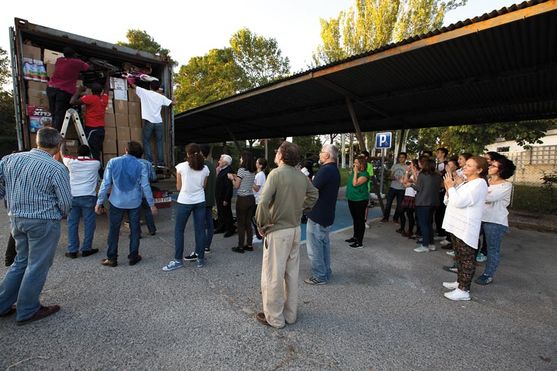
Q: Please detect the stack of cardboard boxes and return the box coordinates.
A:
[21,44,147,164]
[103,79,143,166]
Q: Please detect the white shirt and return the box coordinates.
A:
[135,87,172,123]
[442,178,488,249]
[254,171,266,204]
[62,156,100,197]
[175,162,209,204]
[482,182,512,226]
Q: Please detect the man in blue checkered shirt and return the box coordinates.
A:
[0,127,72,325]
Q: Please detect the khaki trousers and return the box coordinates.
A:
[260,226,300,328]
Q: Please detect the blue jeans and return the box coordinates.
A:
[67,195,97,253]
[204,206,214,250]
[107,203,141,261]
[415,206,434,247]
[384,187,405,221]
[0,217,60,321]
[482,222,509,277]
[141,198,156,234]
[174,202,206,261]
[143,120,164,166]
[306,219,332,282]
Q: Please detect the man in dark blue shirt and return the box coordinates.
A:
[304,144,341,285]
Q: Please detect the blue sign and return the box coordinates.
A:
[375,132,392,149]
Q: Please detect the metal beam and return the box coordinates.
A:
[346,97,367,153]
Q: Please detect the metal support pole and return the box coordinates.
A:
[346,97,367,153]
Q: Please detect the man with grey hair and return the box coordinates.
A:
[0,127,72,324]
[255,141,318,328]
[304,144,340,285]
[215,154,235,237]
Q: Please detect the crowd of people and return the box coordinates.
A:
[0,128,517,327]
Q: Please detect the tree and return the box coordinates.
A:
[0,47,17,154]
[230,28,290,88]
[117,29,171,58]
[293,135,322,159]
[313,0,466,65]
[174,48,246,112]
[406,120,557,156]
[174,28,290,113]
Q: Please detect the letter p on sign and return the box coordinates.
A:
[375,132,392,149]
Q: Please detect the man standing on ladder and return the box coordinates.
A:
[46,47,89,130]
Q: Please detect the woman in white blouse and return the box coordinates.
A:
[475,156,516,285]
[441,156,489,301]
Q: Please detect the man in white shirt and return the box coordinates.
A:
[130,81,173,167]
[62,144,101,258]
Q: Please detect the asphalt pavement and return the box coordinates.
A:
[0,204,555,370]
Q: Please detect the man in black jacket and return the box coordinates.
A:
[215,154,235,237]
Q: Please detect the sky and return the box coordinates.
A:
[1,0,520,72]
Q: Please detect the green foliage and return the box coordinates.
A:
[174,28,290,112]
[0,47,10,87]
[313,0,467,65]
[117,29,171,58]
[406,120,557,156]
[292,135,322,159]
[174,48,245,112]
[230,28,290,88]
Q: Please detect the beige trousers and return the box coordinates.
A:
[260,226,300,328]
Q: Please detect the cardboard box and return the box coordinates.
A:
[103,139,117,154]
[46,63,56,78]
[128,89,140,103]
[27,89,48,106]
[110,78,128,101]
[22,44,41,59]
[43,49,63,64]
[130,127,142,141]
[128,102,141,117]
[117,140,128,155]
[104,126,116,140]
[128,113,142,128]
[103,153,117,166]
[104,113,115,127]
[105,98,114,114]
[114,100,128,115]
[115,113,128,127]
[117,127,130,142]
[28,81,47,91]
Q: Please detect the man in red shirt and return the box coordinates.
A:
[47,47,89,130]
[70,81,109,161]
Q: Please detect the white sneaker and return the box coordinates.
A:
[439,240,451,246]
[446,250,455,256]
[364,222,370,229]
[444,288,471,301]
[428,246,437,251]
[442,281,459,289]
[413,246,429,253]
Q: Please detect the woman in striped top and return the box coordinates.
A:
[228,151,257,253]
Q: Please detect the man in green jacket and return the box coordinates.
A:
[255,141,318,329]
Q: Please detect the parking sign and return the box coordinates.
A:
[375,132,392,149]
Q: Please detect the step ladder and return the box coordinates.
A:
[59,108,89,146]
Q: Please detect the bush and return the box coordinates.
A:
[511,183,557,215]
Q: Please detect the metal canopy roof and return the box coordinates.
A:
[175,0,557,145]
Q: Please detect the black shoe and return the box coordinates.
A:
[64,252,78,259]
[129,255,142,266]
[184,252,198,261]
[223,231,235,238]
[81,249,99,257]
[149,230,157,236]
[204,248,211,254]
[349,242,363,248]
[101,258,117,267]
[243,246,254,251]
[231,246,244,253]
[443,265,458,273]
[395,228,403,234]
[345,237,356,243]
